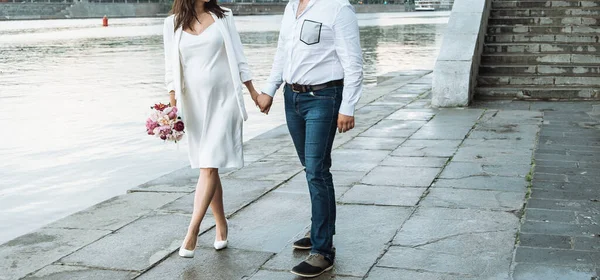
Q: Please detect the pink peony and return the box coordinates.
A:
[147,102,185,143]
[146,119,158,135]
[174,121,184,132]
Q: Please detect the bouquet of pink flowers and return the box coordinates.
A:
[146,103,185,142]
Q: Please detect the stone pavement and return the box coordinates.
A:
[473,100,600,280]
[1,70,598,280]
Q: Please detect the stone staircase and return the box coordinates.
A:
[476,0,600,100]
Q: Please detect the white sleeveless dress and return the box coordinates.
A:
[179,24,243,169]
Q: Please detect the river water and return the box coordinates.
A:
[0,12,448,244]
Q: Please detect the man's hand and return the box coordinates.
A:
[257,93,273,115]
[337,114,355,133]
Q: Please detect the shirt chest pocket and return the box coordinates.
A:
[300,20,322,45]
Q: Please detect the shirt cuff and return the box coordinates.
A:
[262,83,279,97]
[339,102,355,117]
[240,72,252,83]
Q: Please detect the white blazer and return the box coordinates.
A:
[163,8,252,121]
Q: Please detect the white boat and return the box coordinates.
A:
[415,0,437,11]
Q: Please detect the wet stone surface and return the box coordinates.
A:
[5,78,598,279]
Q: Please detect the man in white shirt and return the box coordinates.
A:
[257,0,363,277]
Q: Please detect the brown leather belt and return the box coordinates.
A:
[287,79,344,94]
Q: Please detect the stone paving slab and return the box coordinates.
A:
[391,139,463,158]
[439,162,531,179]
[519,233,572,250]
[378,243,512,279]
[227,160,304,182]
[410,125,474,140]
[22,265,138,280]
[515,247,600,267]
[197,192,311,253]
[0,228,111,280]
[366,266,496,280]
[525,208,578,224]
[249,269,362,280]
[341,136,406,151]
[129,167,199,193]
[433,176,527,192]
[46,192,184,231]
[59,213,214,271]
[136,248,272,280]
[379,156,448,168]
[360,166,441,187]
[273,178,351,201]
[392,207,520,247]
[520,220,600,238]
[263,205,412,278]
[330,149,390,172]
[420,188,525,211]
[158,179,280,216]
[359,120,426,138]
[385,109,437,121]
[339,185,425,206]
[512,264,598,280]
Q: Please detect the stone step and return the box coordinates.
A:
[477,75,600,86]
[486,34,600,43]
[489,17,600,26]
[484,43,600,54]
[475,86,600,100]
[481,53,600,64]
[479,64,600,75]
[491,8,600,17]
[493,1,600,8]
[487,25,600,34]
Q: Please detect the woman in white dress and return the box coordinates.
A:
[163,0,260,257]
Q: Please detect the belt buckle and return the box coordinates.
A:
[292,84,304,93]
[291,84,300,93]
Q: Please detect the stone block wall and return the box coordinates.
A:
[221,3,407,16]
[0,3,70,19]
[67,2,162,18]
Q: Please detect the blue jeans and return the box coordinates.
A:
[284,84,342,262]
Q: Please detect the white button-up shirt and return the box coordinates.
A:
[263,0,364,116]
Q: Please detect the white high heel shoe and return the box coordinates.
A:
[214,219,229,250]
[179,240,196,258]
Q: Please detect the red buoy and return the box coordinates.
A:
[102,16,108,27]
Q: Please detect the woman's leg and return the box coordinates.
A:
[183,168,219,250]
[210,176,228,241]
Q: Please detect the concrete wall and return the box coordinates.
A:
[431,0,492,107]
[68,2,162,18]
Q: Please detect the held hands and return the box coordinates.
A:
[338,114,355,133]
[256,93,273,115]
